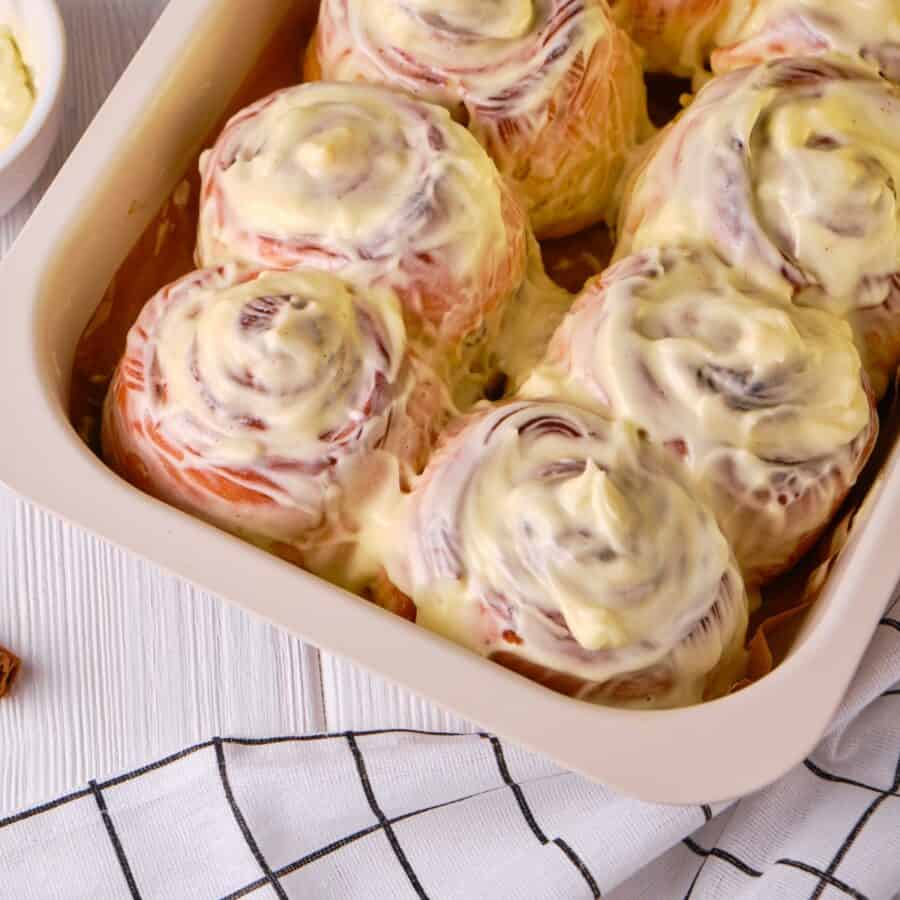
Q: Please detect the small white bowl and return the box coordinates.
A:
[0,0,65,217]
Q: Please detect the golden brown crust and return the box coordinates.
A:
[611,0,731,75]
[471,21,650,238]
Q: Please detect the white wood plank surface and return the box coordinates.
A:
[0,0,461,816]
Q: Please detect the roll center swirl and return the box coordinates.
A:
[154,270,404,464]
[753,88,900,305]
[405,0,535,39]
[216,93,432,253]
[413,404,733,654]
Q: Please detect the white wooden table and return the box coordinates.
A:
[0,0,470,817]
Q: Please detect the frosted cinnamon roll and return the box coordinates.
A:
[612,1,900,81]
[609,0,730,76]
[197,82,528,362]
[103,266,446,589]
[526,248,878,583]
[380,401,749,708]
[616,58,900,397]
[305,0,649,238]
[712,1,900,80]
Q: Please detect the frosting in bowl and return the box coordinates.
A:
[0,27,33,151]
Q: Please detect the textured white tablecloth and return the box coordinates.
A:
[0,0,470,817]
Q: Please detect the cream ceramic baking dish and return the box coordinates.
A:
[1,0,899,805]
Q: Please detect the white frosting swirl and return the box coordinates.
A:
[403,0,535,40]
[527,247,877,581]
[389,401,748,706]
[614,0,900,80]
[153,271,403,466]
[713,0,900,81]
[316,0,609,115]
[309,0,649,237]
[616,57,900,394]
[104,267,442,567]
[198,82,527,350]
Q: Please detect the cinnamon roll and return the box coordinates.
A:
[612,1,900,81]
[103,266,446,589]
[616,57,900,397]
[380,400,749,708]
[712,1,900,80]
[526,247,879,583]
[305,0,650,238]
[197,82,529,364]
[609,0,730,76]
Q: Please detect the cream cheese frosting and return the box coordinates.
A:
[613,0,900,81]
[308,0,650,237]
[0,27,33,151]
[198,83,508,284]
[618,58,900,313]
[616,57,900,395]
[103,266,445,587]
[713,0,900,80]
[151,269,407,469]
[385,400,748,706]
[525,247,878,581]
[197,82,528,360]
[315,0,610,116]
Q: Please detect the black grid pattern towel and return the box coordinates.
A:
[1,594,899,899]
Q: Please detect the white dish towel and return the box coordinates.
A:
[1,592,898,900]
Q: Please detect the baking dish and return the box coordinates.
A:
[1,0,899,805]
